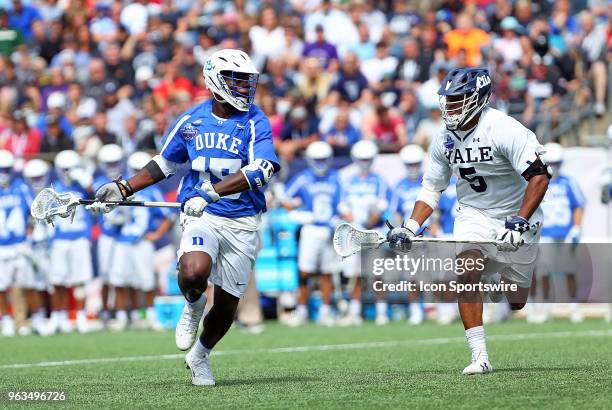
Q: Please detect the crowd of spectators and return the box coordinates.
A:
[0,0,609,171]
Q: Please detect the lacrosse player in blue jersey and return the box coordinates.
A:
[338,140,391,326]
[282,141,342,327]
[88,49,280,386]
[48,150,96,334]
[389,144,428,326]
[107,151,173,331]
[530,143,585,323]
[0,150,33,337]
[94,144,125,326]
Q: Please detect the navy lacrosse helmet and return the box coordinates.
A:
[437,67,492,130]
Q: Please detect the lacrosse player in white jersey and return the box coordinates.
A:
[93,144,126,325]
[387,68,550,375]
[338,140,391,326]
[88,49,280,386]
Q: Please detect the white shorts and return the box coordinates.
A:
[177,214,259,298]
[29,244,50,291]
[97,234,116,283]
[0,244,36,291]
[298,224,340,274]
[536,237,577,275]
[109,240,156,291]
[49,238,94,287]
[454,205,542,288]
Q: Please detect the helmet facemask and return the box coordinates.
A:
[102,161,122,180]
[307,157,331,176]
[0,167,11,187]
[356,159,373,175]
[404,163,422,180]
[215,71,258,112]
[27,174,48,193]
[439,90,488,131]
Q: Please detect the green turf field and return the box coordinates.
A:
[1,320,611,409]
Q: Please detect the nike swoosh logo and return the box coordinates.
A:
[236,282,247,286]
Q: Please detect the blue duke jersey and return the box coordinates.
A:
[284,169,342,227]
[160,100,279,220]
[50,180,92,240]
[0,180,32,246]
[541,176,585,239]
[115,186,171,243]
[438,177,458,235]
[338,173,390,230]
[389,177,429,231]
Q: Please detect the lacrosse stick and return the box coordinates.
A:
[333,222,507,258]
[30,187,180,225]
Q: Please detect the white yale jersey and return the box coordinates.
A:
[423,108,544,219]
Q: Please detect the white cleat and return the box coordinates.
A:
[337,314,363,327]
[1,318,16,337]
[317,312,336,327]
[462,355,493,375]
[375,314,389,326]
[78,320,103,334]
[17,326,32,336]
[59,320,74,334]
[175,295,207,351]
[284,311,308,327]
[569,310,584,324]
[185,348,215,386]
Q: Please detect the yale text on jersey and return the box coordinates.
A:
[445,146,493,164]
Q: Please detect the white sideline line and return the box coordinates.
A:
[2,329,611,370]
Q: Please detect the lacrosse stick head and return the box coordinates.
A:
[333,222,386,258]
[30,187,80,225]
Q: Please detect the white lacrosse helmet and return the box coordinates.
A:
[203,49,259,112]
[0,149,15,187]
[54,149,80,185]
[305,141,333,176]
[351,140,378,174]
[399,144,425,180]
[24,159,50,193]
[543,142,563,177]
[97,144,124,179]
[127,151,152,174]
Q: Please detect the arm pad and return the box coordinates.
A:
[240,159,275,189]
[416,185,442,210]
[152,154,179,178]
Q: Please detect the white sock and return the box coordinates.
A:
[146,307,156,321]
[410,302,423,317]
[193,339,212,357]
[116,310,128,321]
[376,302,387,317]
[187,294,206,308]
[76,310,87,324]
[349,299,361,317]
[130,310,140,321]
[319,304,331,317]
[2,315,12,324]
[59,310,68,322]
[50,310,61,324]
[465,326,488,362]
[296,304,308,317]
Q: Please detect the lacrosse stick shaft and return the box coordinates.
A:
[78,199,181,208]
[409,237,503,246]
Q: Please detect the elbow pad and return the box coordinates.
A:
[152,154,179,178]
[416,186,442,210]
[240,159,275,189]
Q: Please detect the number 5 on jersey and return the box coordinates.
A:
[459,167,487,193]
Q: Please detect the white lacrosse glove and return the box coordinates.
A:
[86,178,133,214]
[386,219,418,253]
[183,180,220,217]
[496,216,530,252]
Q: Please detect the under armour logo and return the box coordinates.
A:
[473,137,480,142]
